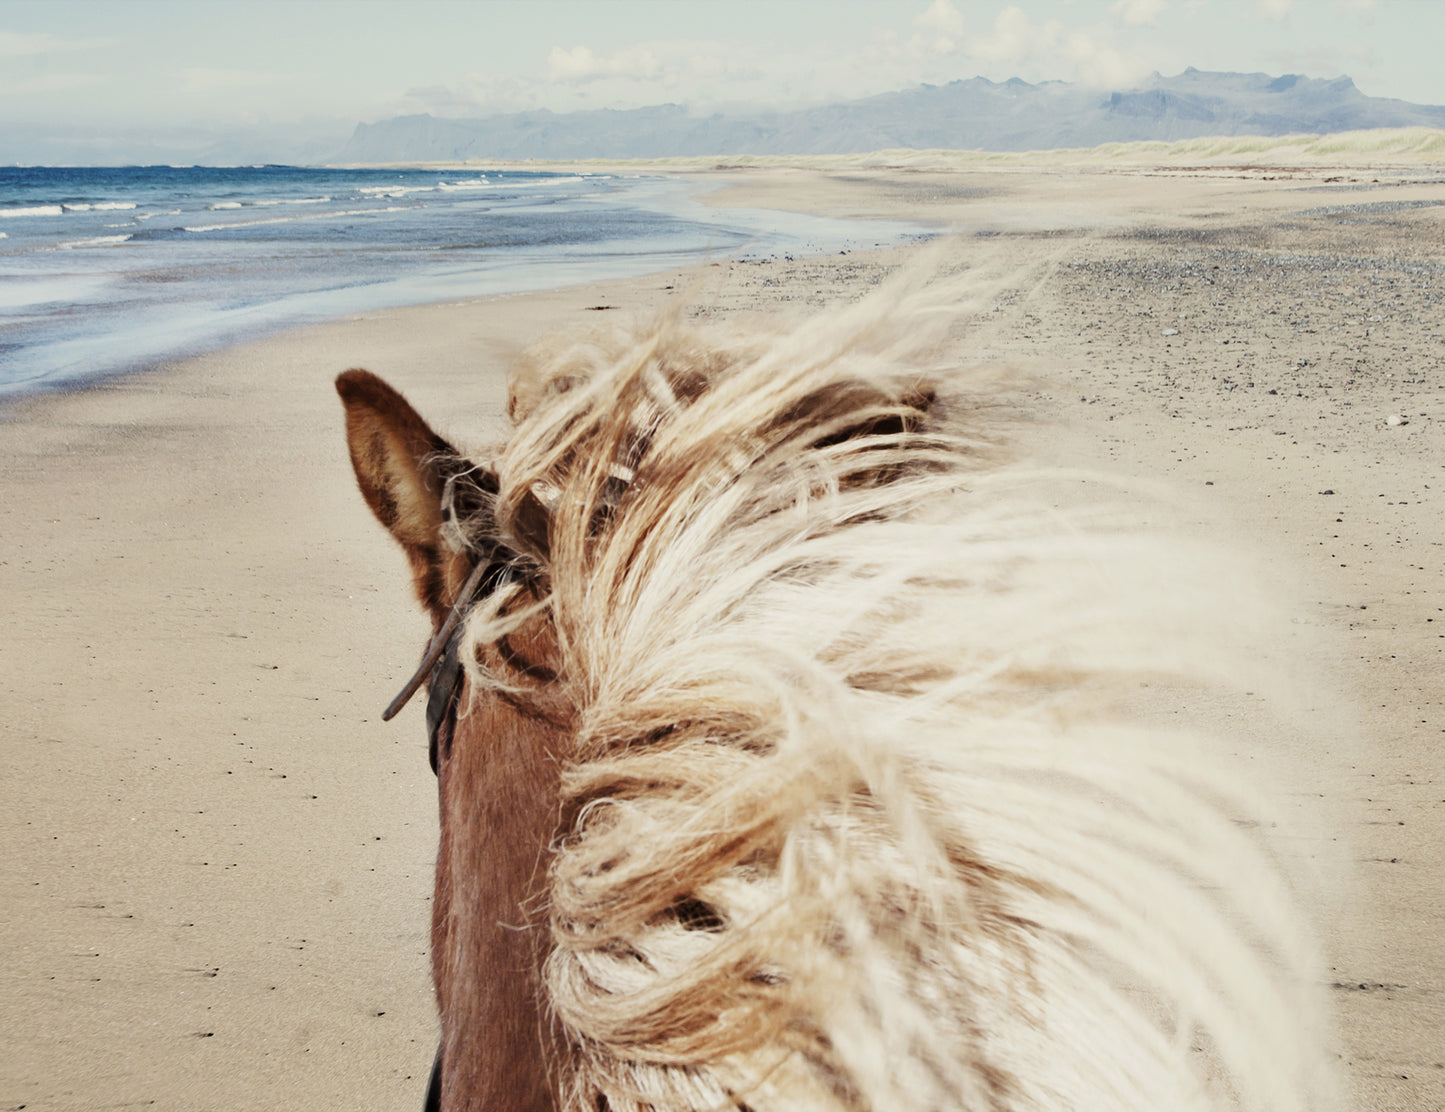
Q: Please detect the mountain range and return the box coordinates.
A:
[334,69,1445,164]
[6,69,1444,166]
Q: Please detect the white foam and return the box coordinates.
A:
[57,234,134,249]
[501,176,585,189]
[61,202,137,213]
[207,201,243,211]
[183,204,403,233]
[439,178,491,191]
[358,185,433,198]
[1,205,63,218]
[0,273,113,308]
[252,196,331,207]
[184,216,292,233]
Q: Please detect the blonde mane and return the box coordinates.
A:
[441,274,1337,1112]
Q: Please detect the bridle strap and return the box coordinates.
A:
[382,555,518,1112]
[382,558,493,722]
[424,623,468,775]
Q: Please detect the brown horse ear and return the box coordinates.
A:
[336,369,461,617]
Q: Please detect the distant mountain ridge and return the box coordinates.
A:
[335,69,1445,163]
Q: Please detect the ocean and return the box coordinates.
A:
[0,165,927,399]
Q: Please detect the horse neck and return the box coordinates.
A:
[432,670,567,1112]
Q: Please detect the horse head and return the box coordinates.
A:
[338,367,566,1112]
[338,298,1338,1112]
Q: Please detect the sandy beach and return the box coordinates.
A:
[3,157,1443,1110]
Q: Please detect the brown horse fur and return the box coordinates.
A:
[339,270,1339,1112]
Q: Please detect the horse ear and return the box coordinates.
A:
[336,369,460,616]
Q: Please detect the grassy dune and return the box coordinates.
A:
[358,127,1445,175]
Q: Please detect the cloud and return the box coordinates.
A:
[401,40,771,118]
[915,0,965,38]
[1337,0,1375,9]
[1254,0,1293,19]
[1062,33,1144,87]
[1259,41,1377,87]
[13,72,103,94]
[685,53,765,85]
[547,44,663,84]
[182,68,291,93]
[910,0,965,56]
[971,6,1063,64]
[401,69,555,117]
[409,4,1166,121]
[963,6,1151,89]
[1110,0,1168,26]
[403,82,489,115]
[0,29,94,57]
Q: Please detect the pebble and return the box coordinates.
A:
[1386,414,1409,427]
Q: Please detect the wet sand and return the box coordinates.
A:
[3,158,1443,1110]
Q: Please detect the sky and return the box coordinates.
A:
[1,0,1442,137]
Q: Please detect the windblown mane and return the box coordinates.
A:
[445,274,1336,1112]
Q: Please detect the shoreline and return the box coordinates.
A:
[3,164,1444,1111]
[0,167,934,409]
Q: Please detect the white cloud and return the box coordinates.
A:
[182,68,290,93]
[547,44,663,84]
[1065,31,1148,87]
[915,0,965,38]
[13,72,102,93]
[686,53,765,84]
[972,6,1063,64]
[403,72,548,116]
[405,40,773,117]
[1255,0,1293,19]
[911,0,965,55]
[1110,0,1169,26]
[1260,41,1376,87]
[0,29,93,57]
[961,5,1151,89]
[410,5,1164,120]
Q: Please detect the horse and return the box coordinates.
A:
[337,273,1338,1112]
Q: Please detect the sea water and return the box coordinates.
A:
[0,166,927,399]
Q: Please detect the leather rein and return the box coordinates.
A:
[381,554,515,1112]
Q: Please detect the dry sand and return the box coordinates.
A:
[3,159,1443,1110]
